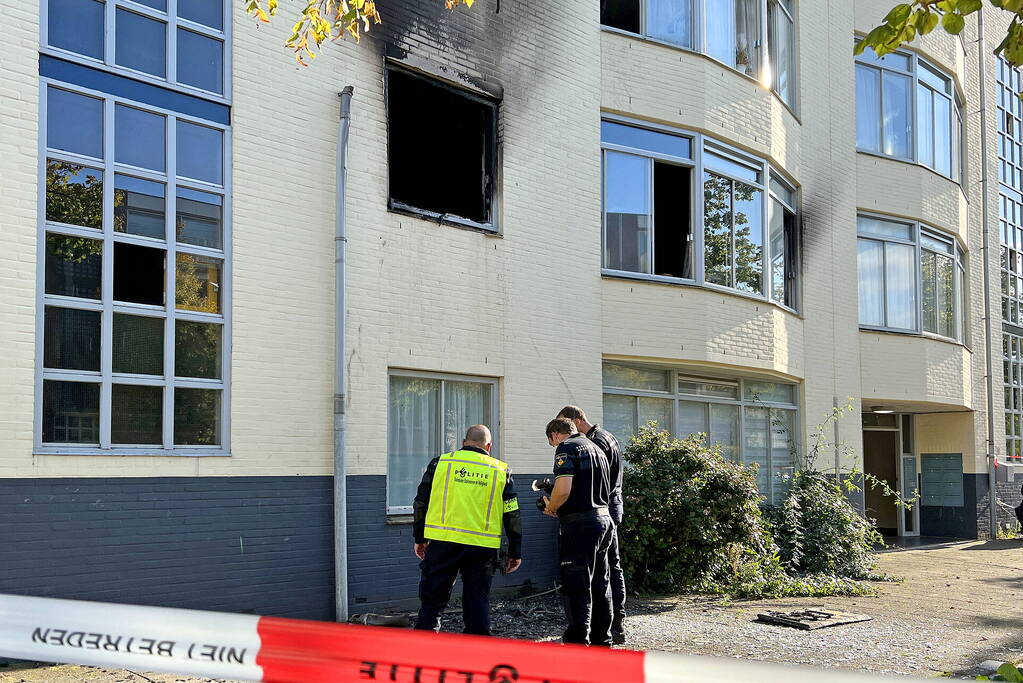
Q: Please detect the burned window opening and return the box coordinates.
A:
[387,67,498,227]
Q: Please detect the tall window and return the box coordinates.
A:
[857,215,966,341]
[387,371,498,513]
[601,119,799,309]
[602,362,798,504]
[855,46,961,179]
[600,0,795,100]
[767,0,795,107]
[39,84,229,453]
[44,0,228,97]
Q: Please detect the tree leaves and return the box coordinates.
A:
[244,0,470,64]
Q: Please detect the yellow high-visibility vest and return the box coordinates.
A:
[424,450,515,549]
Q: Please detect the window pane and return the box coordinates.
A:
[919,62,950,93]
[175,320,222,379]
[176,188,223,249]
[678,400,707,437]
[857,47,910,71]
[178,0,223,29]
[770,408,795,504]
[886,242,917,329]
[111,384,162,444]
[177,29,224,94]
[44,307,101,371]
[769,0,795,105]
[937,254,954,338]
[769,175,795,207]
[734,182,763,294]
[603,363,670,391]
[135,0,166,9]
[175,253,221,313]
[935,95,952,177]
[443,380,492,454]
[601,121,691,158]
[901,414,913,454]
[704,173,733,287]
[114,175,165,239]
[47,88,103,159]
[678,379,738,399]
[734,0,760,76]
[115,8,167,77]
[48,0,104,59]
[957,264,967,342]
[744,381,794,404]
[705,0,736,66]
[46,161,103,229]
[883,71,911,158]
[113,313,164,375]
[638,396,673,433]
[603,393,637,447]
[604,151,651,273]
[114,243,165,305]
[388,376,441,508]
[921,232,953,253]
[709,403,739,460]
[858,216,913,240]
[916,84,934,168]
[174,388,221,445]
[46,233,102,299]
[42,380,100,444]
[704,151,760,183]
[769,198,786,302]
[855,65,881,152]
[922,250,937,333]
[743,406,770,498]
[176,121,223,184]
[115,105,166,171]
[648,0,692,48]
[858,239,884,326]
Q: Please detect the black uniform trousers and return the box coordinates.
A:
[415,540,497,636]
[558,512,613,646]
[608,500,627,636]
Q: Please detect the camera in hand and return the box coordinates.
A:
[531,478,553,511]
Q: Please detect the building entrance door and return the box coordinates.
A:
[862,414,919,537]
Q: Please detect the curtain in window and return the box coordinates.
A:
[638,396,673,434]
[444,380,491,453]
[388,376,440,509]
[603,393,637,445]
[709,403,738,461]
[883,72,912,158]
[735,0,759,77]
[678,400,707,438]
[856,66,881,152]
[922,250,937,333]
[858,239,884,326]
[769,408,795,504]
[743,407,771,497]
[769,0,794,105]
[604,151,652,273]
[648,0,691,47]
[886,242,916,329]
[706,0,736,67]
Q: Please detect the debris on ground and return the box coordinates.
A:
[755,609,872,630]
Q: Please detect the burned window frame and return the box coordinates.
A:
[385,65,500,232]
[600,116,800,311]
[37,81,231,455]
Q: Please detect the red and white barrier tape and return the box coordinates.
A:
[0,594,925,683]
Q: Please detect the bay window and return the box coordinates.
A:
[602,362,798,504]
[855,46,961,179]
[857,215,967,341]
[601,0,796,104]
[602,119,799,309]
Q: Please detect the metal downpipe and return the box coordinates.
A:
[335,86,354,621]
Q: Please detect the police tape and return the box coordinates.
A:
[0,593,927,683]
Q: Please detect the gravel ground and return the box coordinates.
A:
[3,539,1020,682]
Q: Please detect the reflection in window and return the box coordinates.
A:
[115,105,166,172]
[704,173,763,293]
[45,233,103,300]
[176,254,222,313]
[43,380,100,444]
[44,307,101,372]
[174,388,221,445]
[175,320,222,379]
[177,121,224,184]
[48,0,104,59]
[177,29,224,94]
[115,8,167,77]
[46,161,104,229]
[115,175,165,240]
[47,88,103,159]
[176,188,223,249]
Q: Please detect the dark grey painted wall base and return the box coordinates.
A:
[0,477,335,620]
[346,474,560,611]
[920,473,1023,539]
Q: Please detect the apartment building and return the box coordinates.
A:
[0,0,1020,620]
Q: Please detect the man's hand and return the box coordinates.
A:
[505,557,522,574]
[542,496,557,518]
[414,542,429,559]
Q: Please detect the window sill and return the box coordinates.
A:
[388,201,499,236]
[386,514,414,525]
[855,149,962,189]
[601,269,802,318]
[599,26,799,119]
[859,326,968,350]
[34,448,230,457]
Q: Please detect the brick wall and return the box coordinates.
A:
[0,477,335,619]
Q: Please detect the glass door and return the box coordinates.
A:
[898,414,920,537]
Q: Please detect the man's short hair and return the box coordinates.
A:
[545,418,575,439]
[557,405,587,421]
[464,424,491,445]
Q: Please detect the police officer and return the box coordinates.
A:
[541,417,613,646]
[557,405,627,644]
[412,424,522,636]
